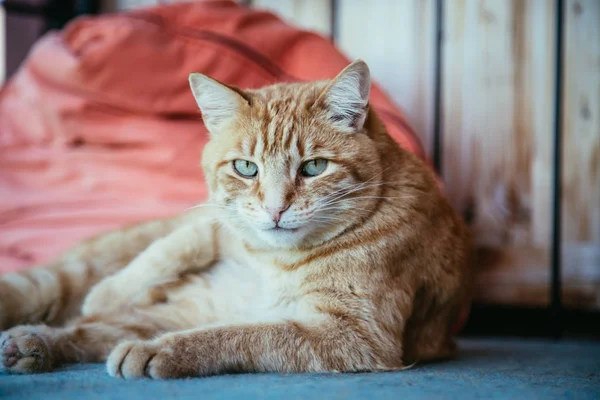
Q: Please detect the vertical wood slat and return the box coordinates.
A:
[442,0,556,306]
[0,5,5,85]
[106,1,253,12]
[561,0,600,309]
[432,0,443,172]
[250,0,333,38]
[96,0,598,309]
[336,0,436,157]
[102,0,160,12]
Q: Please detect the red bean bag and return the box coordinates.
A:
[0,0,424,270]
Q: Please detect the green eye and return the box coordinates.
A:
[233,160,258,178]
[300,159,328,177]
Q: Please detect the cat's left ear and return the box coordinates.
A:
[189,73,250,135]
[318,59,371,132]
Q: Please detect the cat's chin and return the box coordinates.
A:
[253,226,309,249]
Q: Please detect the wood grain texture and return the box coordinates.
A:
[0,6,5,84]
[442,0,556,307]
[93,0,599,309]
[102,0,160,12]
[336,0,436,157]
[561,0,600,309]
[251,0,332,38]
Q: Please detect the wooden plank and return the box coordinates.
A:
[336,0,436,157]
[0,5,5,85]
[561,0,600,309]
[103,1,253,13]
[102,0,160,12]
[442,0,556,307]
[251,0,332,38]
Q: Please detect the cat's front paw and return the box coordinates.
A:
[82,277,136,315]
[0,327,51,374]
[82,280,112,316]
[83,277,155,316]
[107,338,195,380]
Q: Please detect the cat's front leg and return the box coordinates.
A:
[106,320,403,379]
[82,222,219,315]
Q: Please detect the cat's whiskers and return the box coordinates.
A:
[316,206,372,215]
[321,196,417,213]
[320,180,382,203]
[330,195,417,203]
[186,203,228,211]
[319,182,391,208]
[320,166,395,203]
[311,215,347,223]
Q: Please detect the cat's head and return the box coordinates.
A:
[189,60,384,250]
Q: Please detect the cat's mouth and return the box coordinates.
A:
[271,226,298,233]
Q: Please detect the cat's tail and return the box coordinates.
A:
[0,218,181,330]
[0,259,87,330]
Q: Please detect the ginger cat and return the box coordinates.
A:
[0,60,472,379]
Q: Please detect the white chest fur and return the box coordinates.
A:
[170,256,318,327]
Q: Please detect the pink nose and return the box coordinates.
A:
[265,205,290,224]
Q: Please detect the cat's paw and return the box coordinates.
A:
[0,327,51,374]
[107,338,193,379]
[83,276,155,316]
[83,277,135,315]
[82,279,115,315]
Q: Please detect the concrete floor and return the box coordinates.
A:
[1,338,599,400]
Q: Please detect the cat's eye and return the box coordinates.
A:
[233,160,258,178]
[300,159,328,177]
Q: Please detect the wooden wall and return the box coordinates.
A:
[105,0,599,310]
[441,0,556,307]
[561,0,600,309]
[0,6,5,84]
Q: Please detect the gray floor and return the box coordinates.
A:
[1,338,599,400]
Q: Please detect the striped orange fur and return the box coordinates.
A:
[0,60,472,378]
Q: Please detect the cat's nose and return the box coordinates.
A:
[265,205,290,224]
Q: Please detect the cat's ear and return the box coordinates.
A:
[189,73,249,134]
[318,59,371,132]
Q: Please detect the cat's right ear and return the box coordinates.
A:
[189,73,249,134]
[317,60,371,133]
